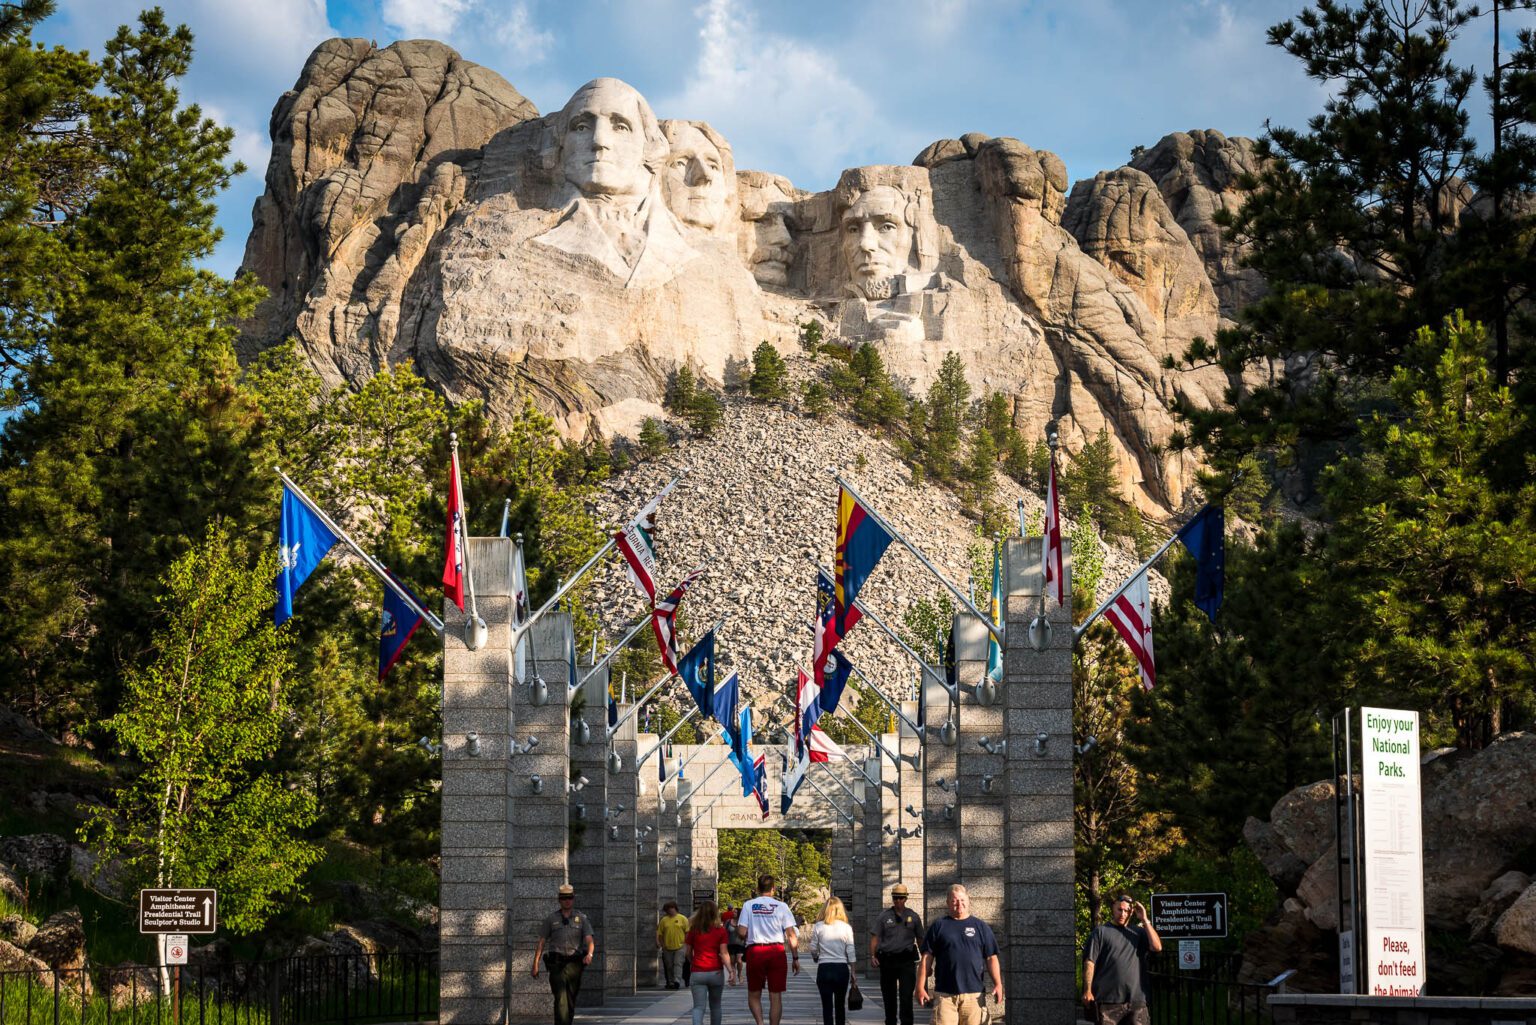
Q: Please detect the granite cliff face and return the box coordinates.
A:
[239,39,1266,518]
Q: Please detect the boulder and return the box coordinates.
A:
[27,908,87,973]
[1469,871,1530,941]
[1293,841,1338,931]
[0,913,37,948]
[1494,881,1536,957]
[1268,780,1338,867]
[0,833,71,881]
[105,963,160,1009]
[1243,816,1308,894]
[1494,953,1536,997]
[0,936,52,984]
[69,843,126,899]
[291,929,380,989]
[0,862,24,905]
[1237,901,1336,993]
[0,705,56,744]
[1423,732,1536,930]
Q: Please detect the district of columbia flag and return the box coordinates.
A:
[1175,505,1226,623]
[442,449,465,610]
[615,491,663,603]
[834,487,893,630]
[511,542,530,683]
[986,542,1004,683]
[275,484,340,625]
[377,575,424,679]
[1043,452,1065,605]
[651,567,705,677]
[1104,569,1155,691]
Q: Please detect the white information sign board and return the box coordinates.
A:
[1360,707,1425,996]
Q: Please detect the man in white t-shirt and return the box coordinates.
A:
[736,873,800,1025]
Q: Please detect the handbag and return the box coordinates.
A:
[847,977,864,1011]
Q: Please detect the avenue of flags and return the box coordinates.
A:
[274,422,1228,821]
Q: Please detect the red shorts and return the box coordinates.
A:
[744,944,788,993]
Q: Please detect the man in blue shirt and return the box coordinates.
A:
[916,884,1003,1025]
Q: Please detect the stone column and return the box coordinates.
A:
[922,663,960,930]
[1002,537,1076,1025]
[440,538,514,1025]
[954,612,1006,945]
[675,777,694,912]
[898,700,926,913]
[570,662,608,1006]
[603,708,639,998]
[506,612,574,1023]
[634,732,661,988]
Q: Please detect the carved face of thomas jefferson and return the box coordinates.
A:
[841,185,915,297]
[560,79,651,199]
[662,123,730,231]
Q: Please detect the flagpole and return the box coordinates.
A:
[831,472,1004,645]
[636,706,701,769]
[1073,516,1196,640]
[515,471,690,644]
[499,499,511,538]
[1017,498,1027,538]
[810,557,951,694]
[673,731,725,779]
[449,433,485,648]
[843,661,926,738]
[275,469,446,637]
[816,755,876,799]
[574,615,650,694]
[840,701,905,768]
[804,775,855,824]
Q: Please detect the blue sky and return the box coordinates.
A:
[39,0,1533,278]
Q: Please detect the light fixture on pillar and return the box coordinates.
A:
[981,774,994,794]
[569,774,590,793]
[605,803,625,819]
[606,748,623,773]
[883,825,897,836]
[529,775,543,794]
[977,736,1007,756]
[938,718,957,746]
[573,804,586,820]
[573,718,591,745]
[464,732,481,757]
[1034,732,1048,757]
[904,804,926,820]
[639,825,654,838]
[511,735,539,755]
[1075,736,1098,755]
[418,736,442,756]
[608,825,620,841]
[976,677,999,707]
[934,777,955,793]
[1028,615,1052,652]
[944,804,955,821]
[529,674,550,707]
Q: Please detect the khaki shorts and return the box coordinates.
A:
[931,992,984,1025]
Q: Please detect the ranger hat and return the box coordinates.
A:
[558,884,576,897]
[891,884,910,897]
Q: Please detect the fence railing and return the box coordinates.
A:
[0,951,438,1025]
[1147,951,1276,1025]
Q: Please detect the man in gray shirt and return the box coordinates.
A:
[1082,894,1162,1025]
[868,883,923,1025]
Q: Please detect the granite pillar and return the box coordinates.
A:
[634,732,661,988]
[569,662,608,1006]
[603,708,639,998]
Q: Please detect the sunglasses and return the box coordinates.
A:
[559,895,575,900]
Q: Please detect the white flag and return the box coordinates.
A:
[1104,569,1155,690]
[512,543,530,683]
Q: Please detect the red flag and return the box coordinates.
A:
[1044,451,1064,604]
[1104,569,1154,690]
[442,449,465,610]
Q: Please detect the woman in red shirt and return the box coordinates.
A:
[684,900,736,1025]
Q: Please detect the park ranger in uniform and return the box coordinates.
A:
[532,883,595,1025]
[869,883,924,1025]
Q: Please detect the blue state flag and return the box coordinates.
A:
[378,577,424,679]
[275,484,340,625]
[735,706,754,796]
[819,649,853,715]
[986,542,1004,683]
[677,631,716,717]
[1175,506,1226,623]
[712,671,740,735]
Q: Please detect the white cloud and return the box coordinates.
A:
[660,0,922,189]
[381,0,473,39]
[494,1,555,65]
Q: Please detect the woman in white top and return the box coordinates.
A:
[809,896,858,1025]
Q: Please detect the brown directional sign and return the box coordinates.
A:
[1151,892,1227,939]
[139,889,218,934]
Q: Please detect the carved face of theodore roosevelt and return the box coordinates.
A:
[841,185,916,297]
[560,79,653,199]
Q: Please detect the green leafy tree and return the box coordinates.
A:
[1321,313,1536,747]
[83,526,321,935]
[749,340,789,401]
[0,10,265,732]
[717,828,830,922]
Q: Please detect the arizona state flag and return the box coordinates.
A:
[835,488,893,629]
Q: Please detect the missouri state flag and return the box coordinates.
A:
[275,484,340,625]
[834,487,892,630]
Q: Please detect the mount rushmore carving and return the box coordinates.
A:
[239,39,1266,516]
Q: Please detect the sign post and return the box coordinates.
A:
[1150,893,1228,939]
[1360,707,1425,996]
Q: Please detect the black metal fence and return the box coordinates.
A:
[0,951,438,1025]
[1147,951,1275,1025]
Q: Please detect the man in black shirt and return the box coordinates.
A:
[869,883,924,1025]
[1082,893,1162,1025]
[916,884,1002,1025]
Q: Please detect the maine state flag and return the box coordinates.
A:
[275,484,340,625]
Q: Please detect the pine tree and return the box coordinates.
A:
[749,340,788,401]
[924,352,970,479]
[688,390,724,435]
[802,380,831,419]
[638,417,670,458]
[667,365,698,416]
[963,427,998,510]
[798,319,824,357]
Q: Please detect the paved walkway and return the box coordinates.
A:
[581,964,887,1024]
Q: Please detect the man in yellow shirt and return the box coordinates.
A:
[656,900,690,989]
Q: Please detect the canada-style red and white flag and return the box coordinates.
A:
[442,449,465,610]
[1104,569,1154,690]
[1043,452,1065,605]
